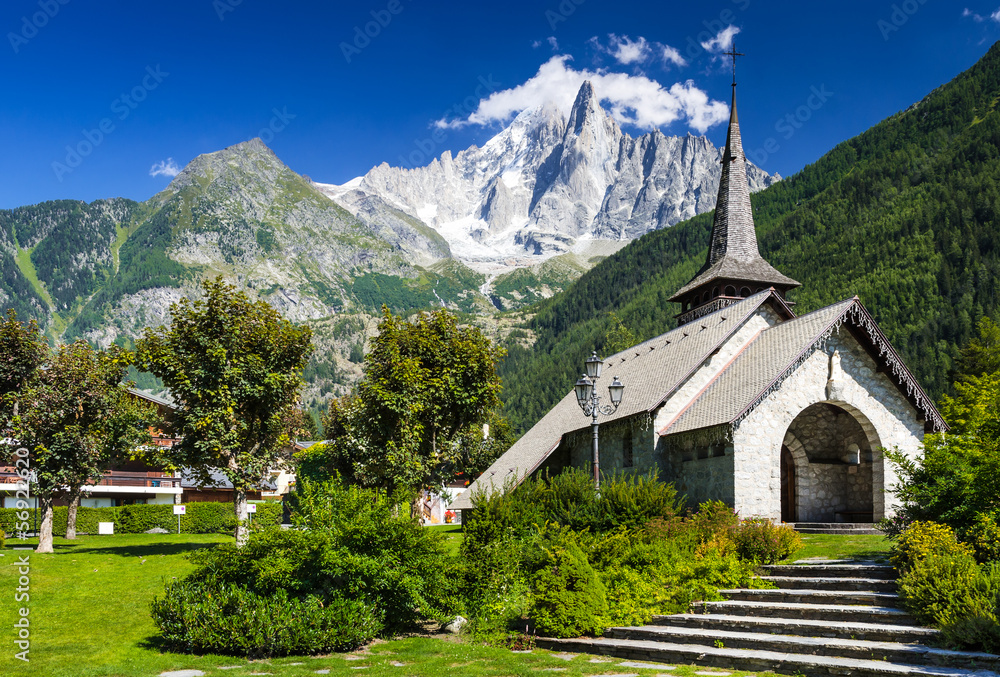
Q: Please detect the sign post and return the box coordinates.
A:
[173,504,186,534]
[246,502,256,526]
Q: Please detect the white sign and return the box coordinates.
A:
[246,504,257,513]
[173,505,186,515]
[98,522,114,535]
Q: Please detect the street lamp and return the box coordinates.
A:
[574,351,625,489]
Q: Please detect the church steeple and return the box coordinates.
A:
[669,47,799,325]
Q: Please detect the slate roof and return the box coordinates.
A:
[669,89,799,301]
[453,291,791,509]
[664,300,854,435]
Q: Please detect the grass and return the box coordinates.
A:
[0,531,773,677]
[785,533,893,563]
[425,523,463,555]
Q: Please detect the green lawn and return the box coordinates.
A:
[0,531,855,676]
[785,533,893,562]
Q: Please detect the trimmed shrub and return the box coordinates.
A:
[732,518,803,564]
[0,502,282,536]
[892,521,974,572]
[898,552,983,626]
[151,580,378,657]
[531,535,607,637]
[964,511,1000,564]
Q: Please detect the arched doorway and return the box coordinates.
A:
[782,403,880,523]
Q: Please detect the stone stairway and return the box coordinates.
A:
[537,560,1000,676]
[792,522,883,535]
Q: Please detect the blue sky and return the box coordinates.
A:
[1,0,998,209]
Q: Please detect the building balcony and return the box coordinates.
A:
[0,470,182,495]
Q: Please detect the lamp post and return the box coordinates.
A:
[574,351,625,490]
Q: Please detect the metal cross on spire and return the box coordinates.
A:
[723,42,745,87]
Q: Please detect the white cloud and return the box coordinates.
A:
[435,55,729,134]
[606,34,651,65]
[700,25,741,53]
[532,39,542,48]
[662,44,688,68]
[547,36,559,50]
[149,158,181,178]
[961,7,1000,21]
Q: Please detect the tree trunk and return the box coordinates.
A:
[65,491,81,539]
[233,487,249,547]
[36,497,54,554]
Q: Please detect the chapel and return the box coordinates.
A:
[454,75,946,524]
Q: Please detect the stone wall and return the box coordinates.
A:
[551,415,658,479]
[657,425,734,508]
[731,330,923,521]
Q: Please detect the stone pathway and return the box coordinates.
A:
[537,559,1000,676]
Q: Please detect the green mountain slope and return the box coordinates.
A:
[499,41,1000,433]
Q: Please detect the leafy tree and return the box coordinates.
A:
[0,310,47,419]
[604,312,637,355]
[137,277,313,546]
[888,319,1000,536]
[12,342,152,553]
[957,316,1000,380]
[309,307,505,496]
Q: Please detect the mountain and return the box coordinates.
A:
[316,81,778,274]
[498,41,1000,434]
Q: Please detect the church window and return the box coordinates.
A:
[724,285,736,296]
[623,433,633,468]
[712,287,719,298]
[740,286,752,297]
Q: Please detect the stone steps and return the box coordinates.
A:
[699,599,917,624]
[603,625,1000,670]
[766,563,896,579]
[651,613,938,644]
[536,636,999,677]
[760,575,897,592]
[792,522,882,535]
[535,561,999,676]
[719,587,903,607]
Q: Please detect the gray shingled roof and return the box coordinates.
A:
[669,90,799,301]
[453,291,787,509]
[664,300,854,435]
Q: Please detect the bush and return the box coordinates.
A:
[898,552,983,626]
[732,518,803,564]
[530,533,608,637]
[0,502,282,536]
[891,521,974,572]
[155,476,463,658]
[151,580,378,657]
[964,511,1000,563]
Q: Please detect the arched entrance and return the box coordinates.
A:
[781,403,880,523]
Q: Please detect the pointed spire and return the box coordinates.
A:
[707,85,760,265]
[669,61,799,319]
